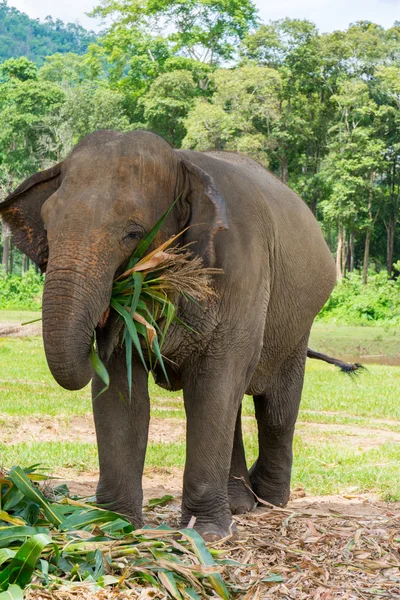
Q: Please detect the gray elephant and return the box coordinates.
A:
[0,130,336,540]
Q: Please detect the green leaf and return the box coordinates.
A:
[111,299,147,371]
[0,527,48,549]
[158,571,182,600]
[60,508,131,531]
[90,336,110,399]
[0,549,15,568]
[97,575,120,587]
[146,495,174,508]
[152,336,169,384]
[183,589,201,600]
[131,198,178,262]
[8,467,62,527]
[180,529,229,600]
[262,573,283,583]
[0,585,23,600]
[0,533,52,590]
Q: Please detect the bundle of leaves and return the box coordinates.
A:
[0,465,241,599]
[92,203,219,396]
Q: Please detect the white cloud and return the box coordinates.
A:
[256,0,399,32]
[5,0,400,33]
[7,0,100,29]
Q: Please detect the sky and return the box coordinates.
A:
[5,0,400,33]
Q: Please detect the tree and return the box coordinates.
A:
[320,80,384,282]
[91,0,258,64]
[183,65,281,165]
[141,70,199,146]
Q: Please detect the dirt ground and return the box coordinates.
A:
[0,320,42,337]
[3,323,400,597]
[4,413,400,598]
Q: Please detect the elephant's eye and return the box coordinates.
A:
[124,225,145,241]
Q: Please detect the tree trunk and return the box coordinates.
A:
[336,223,343,282]
[362,228,371,285]
[280,156,288,184]
[2,221,10,274]
[310,197,317,216]
[349,231,355,272]
[9,242,14,274]
[341,227,348,278]
[363,172,376,285]
[327,227,332,252]
[22,254,29,274]
[385,214,396,276]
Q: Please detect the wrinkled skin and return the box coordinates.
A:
[0,131,336,540]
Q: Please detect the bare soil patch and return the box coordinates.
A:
[0,414,185,445]
[0,320,42,337]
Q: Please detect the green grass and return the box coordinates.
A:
[1,310,400,500]
[310,322,400,359]
[0,310,41,322]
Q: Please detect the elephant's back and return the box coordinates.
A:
[180,149,336,351]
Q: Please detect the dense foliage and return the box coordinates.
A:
[0,2,96,63]
[0,269,43,309]
[317,270,400,325]
[0,0,399,298]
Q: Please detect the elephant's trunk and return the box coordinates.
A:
[42,249,113,391]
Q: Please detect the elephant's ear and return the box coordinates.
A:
[0,163,61,272]
[178,156,228,267]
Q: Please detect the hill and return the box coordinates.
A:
[0,1,96,63]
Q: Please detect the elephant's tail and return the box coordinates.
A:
[307,348,365,375]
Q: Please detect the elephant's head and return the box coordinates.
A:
[0,130,228,391]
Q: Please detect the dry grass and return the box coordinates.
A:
[25,502,400,599]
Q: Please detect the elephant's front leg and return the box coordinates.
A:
[92,351,149,527]
[182,357,247,540]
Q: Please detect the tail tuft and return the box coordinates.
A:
[307,348,366,376]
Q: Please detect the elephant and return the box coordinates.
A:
[0,129,337,540]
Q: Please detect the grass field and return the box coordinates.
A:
[1,313,400,501]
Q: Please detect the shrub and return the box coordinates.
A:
[317,271,400,325]
[0,268,44,309]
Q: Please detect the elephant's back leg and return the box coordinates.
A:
[249,331,310,507]
[228,405,256,514]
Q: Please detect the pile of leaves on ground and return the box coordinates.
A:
[0,466,262,599]
[2,467,400,599]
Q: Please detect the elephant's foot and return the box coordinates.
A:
[96,485,143,528]
[195,520,237,542]
[249,465,291,508]
[228,477,256,515]
[181,493,236,541]
[181,515,237,542]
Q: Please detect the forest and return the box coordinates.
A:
[0,0,399,298]
[0,2,95,63]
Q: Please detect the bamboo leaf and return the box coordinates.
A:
[0,585,23,600]
[158,571,183,600]
[180,529,229,600]
[0,513,25,527]
[146,495,174,509]
[90,336,110,399]
[111,299,148,372]
[8,468,62,527]
[0,533,52,590]
[130,198,179,262]
[151,336,169,384]
[0,549,15,568]
[0,527,48,549]
[133,312,157,348]
[60,508,131,531]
